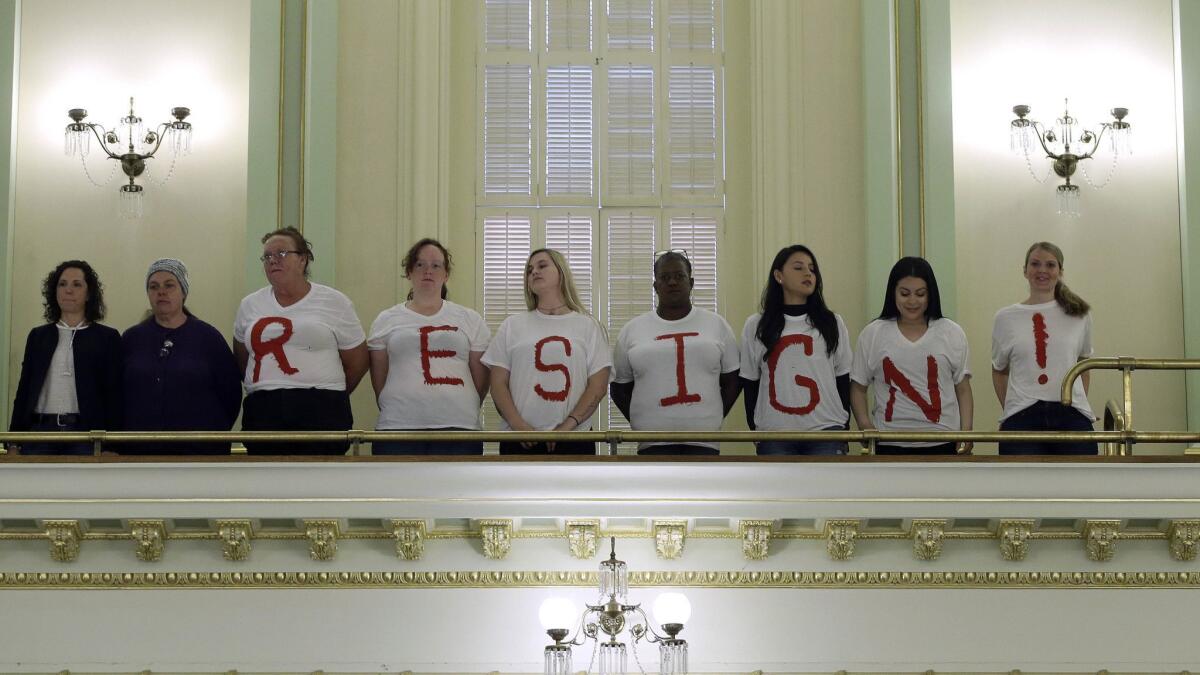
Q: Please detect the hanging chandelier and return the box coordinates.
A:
[1008,99,1131,217]
[539,538,691,675]
[64,97,193,218]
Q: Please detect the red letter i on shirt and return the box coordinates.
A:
[657,332,702,406]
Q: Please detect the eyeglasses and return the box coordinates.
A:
[653,248,689,261]
[260,250,303,263]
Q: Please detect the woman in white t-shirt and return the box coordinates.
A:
[991,241,1096,455]
[367,238,489,455]
[611,250,740,455]
[739,245,852,455]
[233,227,368,455]
[851,257,974,455]
[482,248,611,455]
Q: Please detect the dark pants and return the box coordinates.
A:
[876,442,957,456]
[638,443,720,456]
[373,428,483,455]
[757,426,848,456]
[498,441,596,455]
[21,415,93,456]
[241,388,353,456]
[999,401,1097,455]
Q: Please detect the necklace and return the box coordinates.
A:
[537,304,568,315]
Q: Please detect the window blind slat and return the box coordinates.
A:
[546,0,593,51]
[605,65,656,198]
[668,214,718,313]
[607,0,654,50]
[544,65,594,197]
[667,65,717,194]
[485,0,532,50]
[484,65,534,195]
[544,213,595,313]
[667,0,717,51]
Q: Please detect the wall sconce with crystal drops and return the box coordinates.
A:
[64,97,193,218]
[539,538,691,675]
[1009,99,1130,217]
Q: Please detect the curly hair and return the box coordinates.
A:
[43,260,106,323]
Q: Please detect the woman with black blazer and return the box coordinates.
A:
[8,260,122,455]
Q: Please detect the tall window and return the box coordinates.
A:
[477,0,725,433]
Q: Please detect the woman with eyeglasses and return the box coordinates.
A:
[232,227,368,455]
[850,257,973,455]
[739,245,853,455]
[8,260,122,455]
[482,248,610,454]
[119,259,242,455]
[367,238,490,454]
[611,250,740,455]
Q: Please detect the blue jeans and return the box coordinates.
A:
[21,416,93,456]
[757,427,848,456]
[372,428,483,455]
[999,401,1097,455]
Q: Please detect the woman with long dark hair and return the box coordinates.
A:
[850,257,973,455]
[991,242,1095,455]
[9,260,123,455]
[739,245,852,455]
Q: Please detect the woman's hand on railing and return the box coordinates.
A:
[1,443,18,456]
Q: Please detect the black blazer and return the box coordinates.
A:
[10,322,123,431]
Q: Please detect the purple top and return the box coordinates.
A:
[121,315,242,455]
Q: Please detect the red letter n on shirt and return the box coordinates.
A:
[882,356,941,423]
[534,336,572,402]
[766,334,820,415]
[420,325,464,386]
[657,332,702,407]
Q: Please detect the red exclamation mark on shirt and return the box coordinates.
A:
[1032,312,1049,385]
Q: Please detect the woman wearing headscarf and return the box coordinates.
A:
[120,258,242,455]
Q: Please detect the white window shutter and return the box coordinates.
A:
[604,65,656,200]
[668,213,718,313]
[543,212,596,313]
[485,0,533,51]
[604,210,657,441]
[666,0,717,51]
[482,214,533,328]
[666,65,717,196]
[607,0,655,51]
[483,65,534,196]
[545,0,592,51]
[544,65,595,198]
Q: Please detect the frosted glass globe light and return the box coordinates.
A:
[652,592,691,626]
[539,597,578,631]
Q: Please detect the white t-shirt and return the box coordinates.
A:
[613,307,739,450]
[233,284,366,393]
[367,301,491,430]
[851,318,971,447]
[740,312,852,431]
[991,301,1094,422]
[481,311,612,431]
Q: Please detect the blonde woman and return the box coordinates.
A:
[482,249,611,454]
[991,242,1095,455]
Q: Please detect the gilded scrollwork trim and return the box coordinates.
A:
[566,519,599,559]
[739,519,772,561]
[910,519,946,561]
[998,519,1035,561]
[1168,519,1200,561]
[478,518,512,560]
[2,569,1199,590]
[825,519,859,561]
[44,520,82,563]
[304,519,340,561]
[1084,520,1121,562]
[129,520,166,562]
[217,520,253,562]
[654,520,687,560]
[391,519,426,560]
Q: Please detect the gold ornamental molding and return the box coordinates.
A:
[3,569,1200,590]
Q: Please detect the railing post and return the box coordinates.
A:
[92,431,104,457]
[1122,367,1135,456]
[606,430,620,456]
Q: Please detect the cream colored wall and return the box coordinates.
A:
[950,0,1185,452]
[334,0,865,440]
[9,0,250,402]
